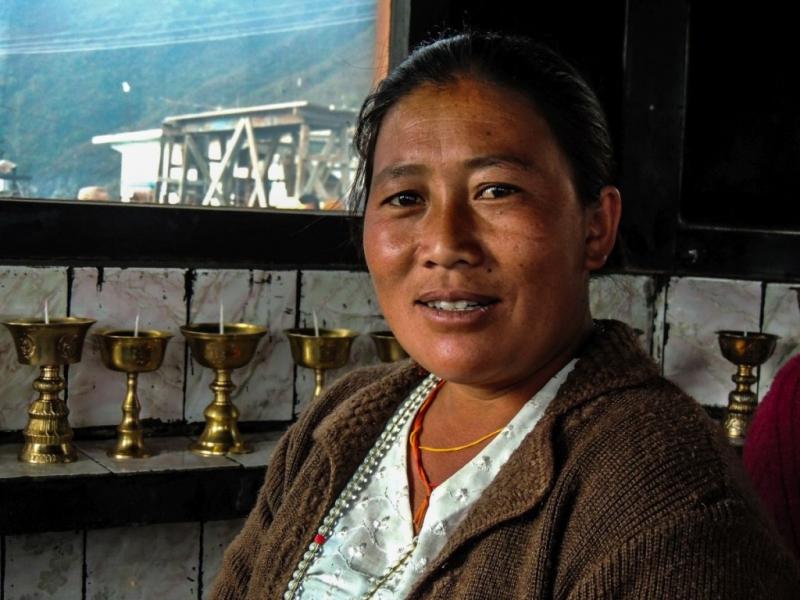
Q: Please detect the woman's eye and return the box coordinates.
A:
[476,184,519,199]
[385,192,423,207]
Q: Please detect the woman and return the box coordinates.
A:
[212,33,799,598]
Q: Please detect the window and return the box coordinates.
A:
[0,0,384,212]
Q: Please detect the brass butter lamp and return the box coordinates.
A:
[285,328,358,402]
[717,330,779,446]
[369,330,409,362]
[96,329,172,459]
[1,317,95,463]
[181,322,267,455]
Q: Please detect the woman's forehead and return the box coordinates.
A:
[372,77,563,174]
[387,77,542,126]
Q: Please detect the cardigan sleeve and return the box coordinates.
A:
[564,493,800,599]
[208,429,291,600]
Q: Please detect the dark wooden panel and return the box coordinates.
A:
[0,200,365,270]
[620,0,690,273]
[675,228,800,283]
[0,467,264,535]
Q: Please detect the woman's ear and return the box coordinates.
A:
[584,185,622,270]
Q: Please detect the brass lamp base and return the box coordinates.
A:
[21,365,79,463]
[188,367,253,455]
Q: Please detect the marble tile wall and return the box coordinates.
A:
[3,530,83,599]
[0,518,251,600]
[85,522,200,599]
[589,275,655,353]
[202,519,246,597]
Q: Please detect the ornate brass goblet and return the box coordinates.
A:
[181,323,267,455]
[1,317,95,463]
[96,330,172,459]
[717,330,779,446]
[369,331,409,362]
[285,328,358,402]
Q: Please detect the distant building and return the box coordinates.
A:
[91,129,162,202]
[0,158,30,196]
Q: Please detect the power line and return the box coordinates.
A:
[0,14,375,56]
[1,0,373,48]
[1,2,303,41]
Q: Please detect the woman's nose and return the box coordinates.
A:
[418,200,484,269]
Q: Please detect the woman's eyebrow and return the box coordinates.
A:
[372,163,428,186]
[372,155,533,186]
[464,154,534,171]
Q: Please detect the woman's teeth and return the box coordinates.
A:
[425,300,484,311]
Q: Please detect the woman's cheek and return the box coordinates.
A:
[366,221,414,273]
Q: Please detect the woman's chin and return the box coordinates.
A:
[412,352,509,386]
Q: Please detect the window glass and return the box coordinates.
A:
[0,0,378,211]
[681,4,800,230]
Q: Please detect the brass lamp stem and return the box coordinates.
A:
[723,364,758,445]
[212,367,235,404]
[189,368,252,456]
[108,372,150,459]
[313,368,326,401]
[20,365,77,463]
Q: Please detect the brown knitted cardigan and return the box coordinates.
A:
[211,320,799,599]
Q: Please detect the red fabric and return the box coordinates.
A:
[744,353,800,556]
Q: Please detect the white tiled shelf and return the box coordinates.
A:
[0,432,281,481]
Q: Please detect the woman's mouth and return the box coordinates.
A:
[421,299,492,312]
[415,292,500,319]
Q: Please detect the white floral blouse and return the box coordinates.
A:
[297,360,576,599]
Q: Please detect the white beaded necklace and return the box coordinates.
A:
[283,374,439,600]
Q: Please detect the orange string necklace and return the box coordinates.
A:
[408,380,505,530]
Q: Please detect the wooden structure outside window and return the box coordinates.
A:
[156,101,357,209]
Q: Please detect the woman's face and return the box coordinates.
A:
[363,77,617,391]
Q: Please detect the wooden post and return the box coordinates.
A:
[201,118,246,206]
[155,137,167,204]
[302,134,335,197]
[294,123,310,201]
[185,134,211,206]
[178,136,189,205]
[244,117,268,208]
